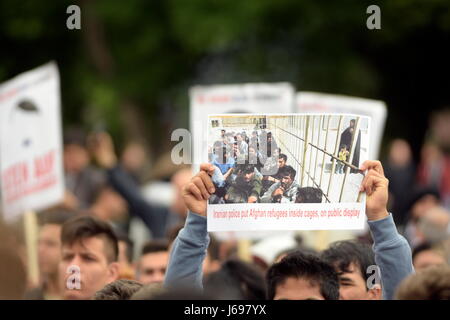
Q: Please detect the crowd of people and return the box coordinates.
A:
[0,109,449,300]
[208,128,323,204]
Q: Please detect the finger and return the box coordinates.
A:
[193,176,210,200]
[187,182,203,201]
[200,163,216,176]
[360,160,384,176]
[367,168,383,179]
[198,171,215,194]
[363,175,386,196]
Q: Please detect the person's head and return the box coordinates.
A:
[137,240,169,285]
[395,265,450,300]
[321,241,381,300]
[388,139,412,167]
[408,188,441,223]
[59,215,119,300]
[279,166,296,189]
[121,142,146,174]
[93,279,143,300]
[295,187,323,203]
[90,186,128,222]
[204,259,266,300]
[266,251,339,300]
[248,145,258,159]
[202,235,221,276]
[278,154,287,168]
[63,127,90,174]
[340,144,347,152]
[38,209,76,277]
[221,129,226,137]
[417,206,450,243]
[213,141,223,154]
[349,119,356,128]
[412,242,448,272]
[236,134,243,142]
[237,164,255,183]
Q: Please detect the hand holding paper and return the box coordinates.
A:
[182,163,215,216]
[360,160,389,221]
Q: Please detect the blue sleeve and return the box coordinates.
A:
[107,165,168,239]
[368,213,415,300]
[164,211,209,292]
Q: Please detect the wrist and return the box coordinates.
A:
[367,209,389,221]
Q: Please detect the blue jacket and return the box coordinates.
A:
[164,212,414,299]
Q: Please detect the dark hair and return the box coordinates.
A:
[266,251,339,300]
[116,232,134,264]
[93,279,143,300]
[63,127,87,147]
[278,154,287,162]
[61,215,119,263]
[237,164,255,175]
[207,234,221,262]
[141,240,169,256]
[39,208,76,227]
[396,266,450,300]
[321,240,375,285]
[279,165,296,180]
[406,187,441,214]
[204,259,266,300]
[412,242,435,261]
[295,187,323,203]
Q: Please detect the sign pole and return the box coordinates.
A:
[24,210,39,287]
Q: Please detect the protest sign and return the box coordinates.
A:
[207,113,370,232]
[189,84,294,240]
[190,83,294,171]
[297,92,386,160]
[0,62,64,222]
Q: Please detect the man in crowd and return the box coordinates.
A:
[224,164,262,203]
[63,127,106,209]
[295,187,323,203]
[412,242,448,272]
[25,209,75,300]
[266,251,339,300]
[235,133,248,161]
[261,166,299,203]
[164,160,414,300]
[59,215,120,300]
[136,240,169,285]
[321,241,382,300]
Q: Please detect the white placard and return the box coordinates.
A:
[0,62,65,221]
[297,92,386,160]
[207,113,370,232]
[190,83,294,171]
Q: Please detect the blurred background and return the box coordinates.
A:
[1,0,450,300]
[1,0,449,161]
